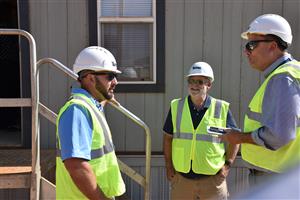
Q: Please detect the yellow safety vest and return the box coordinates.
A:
[171,96,229,175]
[56,93,125,199]
[242,61,300,173]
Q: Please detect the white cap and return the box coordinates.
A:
[73,46,121,74]
[241,14,292,45]
[186,62,214,82]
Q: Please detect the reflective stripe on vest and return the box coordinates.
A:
[242,61,300,173]
[174,98,223,143]
[173,132,222,143]
[56,146,114,159]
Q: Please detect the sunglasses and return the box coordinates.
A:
[245,40,273,52]
[187,78,210,85]
[92,72,117,81]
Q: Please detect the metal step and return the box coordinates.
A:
[0,169,31,189]
[0,149,55,189]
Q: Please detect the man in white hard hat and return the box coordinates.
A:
[220,14,300,183]
[56,46,125,199]
[163,62,240,200]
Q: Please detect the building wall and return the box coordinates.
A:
[29,0,89,148]
[28,0,300,152]
[109,0,300,153]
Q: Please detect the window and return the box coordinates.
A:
[89,0,165,92]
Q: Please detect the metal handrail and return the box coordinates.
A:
[0,29,40,200]
[36,58,151,200]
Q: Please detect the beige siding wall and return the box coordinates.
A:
[29,0,89,148]
[28,0,300,153]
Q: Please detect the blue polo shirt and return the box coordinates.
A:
[58,88,103,161]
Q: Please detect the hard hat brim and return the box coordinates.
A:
[241,31,268,40]
[241,31,249,40]
[186,73,214,81]
[94,69,122,74]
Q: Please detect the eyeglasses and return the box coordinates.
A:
[187,78,210,85]
[92,72,117,81]
[245,40,273,52]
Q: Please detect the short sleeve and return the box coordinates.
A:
[58,104,93,161]
[163,108,173,135]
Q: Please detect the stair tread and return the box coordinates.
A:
[0,149,55,175]
[0,166,32,174]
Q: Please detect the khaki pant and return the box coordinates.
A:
[170,173,228,200]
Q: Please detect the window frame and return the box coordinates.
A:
[88,0,165,92]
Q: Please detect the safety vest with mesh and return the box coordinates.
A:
[242,61,300,173]
[171,96,229,175]
[56,93,125,199]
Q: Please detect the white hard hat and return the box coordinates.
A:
[241,14,292,45]
[186,62,214,82]
[73,46,121,74]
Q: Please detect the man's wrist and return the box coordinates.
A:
[225,160,233,167]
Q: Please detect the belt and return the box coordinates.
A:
[179,172,212,180]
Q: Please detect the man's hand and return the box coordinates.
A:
[163,133,176,182]
[166,164,176,181]
[219,129,255,145]
[218,164,230,178]
[219,129,243,144]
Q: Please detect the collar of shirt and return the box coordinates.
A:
[188,95,211,111]
[71,87,104,112]
[263,53,293,78]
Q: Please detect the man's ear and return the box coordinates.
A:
[85,73,95,83]
[207,81,212,90]
[270,41,278,51]
[81,74,95,89]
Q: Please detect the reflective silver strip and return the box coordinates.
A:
[173,132,222,143]
[173,132,193,139]
[90,146,114,159]
[214,100,222,119]
[176,98,185,132]
[57,146,114,159]
[57,95,114,159]
[196,134,223,143]
[246,107,262,122]
[285,63,300,71]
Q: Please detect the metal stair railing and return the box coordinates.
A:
[0,29,151,200]
[0,29,40,200]
[36,58,152,200]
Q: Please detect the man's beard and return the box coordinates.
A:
[95,78,114,100]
